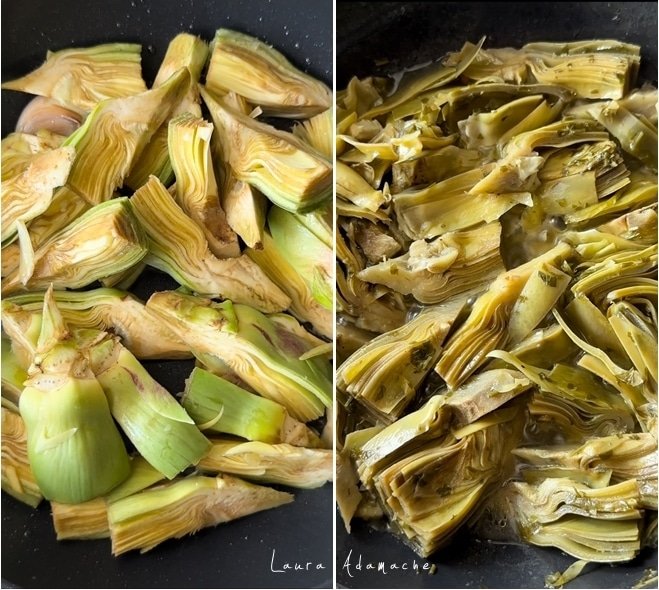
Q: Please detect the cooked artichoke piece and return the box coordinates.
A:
[1,197,147,296]
[445,369,533,425]
[108,474,292,555]
[514,433,658,509]
[528,53,638,100]
[598,205,657,245]
[537,172,598,216]
[358,222,503,305]
[608,301,658,387]
[338,300,464,422]
[481,478,642,562]
[523,40,642,57]
[435,242,573,389]
[146,291,331,422]
[293,109,332,159]
[394,166,533,240]
[566,178,657,228]
[268,206,333,311]
[618,86,659,125]
[345,219,402,265]
[336,161,385,212]
[1,142,75,243]
[50,498,109,540]
[1,408,42,507]
[363,38,484,120]
[221,175,267,249]
[206,29,330,118]
[169,113,239,258]
[198,439,332,489]
[588,101,658,170]
[1,338,27,406]
[6,288,190,360]
[19,290,130,504]
[391,146,480,193]
[247,231,332,339]
[202,87,331,212]
[88,336,210,479]
[126,34,209,190]
[130,176,289,313]
[1,43,146,111]
[182,367,287,443]
[368,406,523,557]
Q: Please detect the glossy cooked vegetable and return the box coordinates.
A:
[336,38,657,569]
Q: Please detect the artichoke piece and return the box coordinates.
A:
[391,145,480,193]
[528,53,638,100]
[182,367,289,444]
[369,406,524,557]
[169,113,240,258]
[336,161,385,212]
[338,301,464,422]
[130,176,290,313]
[346,219,402,265]
[247,231,332,338]
[19,290,131,503]
[293,108,332,159]
[608,301,658,387]
[206,29,330,118]
[1,301,43,370]
[108,474,293,555]
[513,433,658,509]
[435,242,573,389]
[1,197,147,296]
[1,408,42,507]
[198,439,332,489]
[6,288,191,360]
[146,291,332,422]
[221,175,267,250]
[1,338,28,405]
[508,262,571,343]
[1,43,146,111]
[127,33,209,190]
[566,178,657,228]
[202,87,332,212]
[51,456,167,541]
[393,166,533,240]
[445,369,533,425]
[268,206,333,311]
[589,101,658,171]
[88,337,210,479]
[358,222,504,305]
[1,142,75,243]
[62,67,190,205]
[599,205,657,245]
[363,38,484,119]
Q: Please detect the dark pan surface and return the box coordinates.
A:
[336,2,658,588]
[1,1,332,588]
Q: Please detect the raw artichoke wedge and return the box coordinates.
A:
[126,33,209,190]
[1,408,42,508]
[18,289,131,504]
[62,67,190,205]
[198,439,332,489]
[1,198,148,296]
[201,87,332,212]
[146,290,331,422]
[86,336,210,479]
[221,175,267,250]
[293,109,333,159]
[206,29,331,118]
[168,113,240,258]
[5,288,191,360]
[1,337,28,405]
[108,474,293,555]
[182,367,316,445]
[1,140,75,243]
[130,176,290,313]
[268,206,333,311]
[1,43,147,111]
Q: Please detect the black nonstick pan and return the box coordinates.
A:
[336,2,658,588]
[1,1,332,588]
